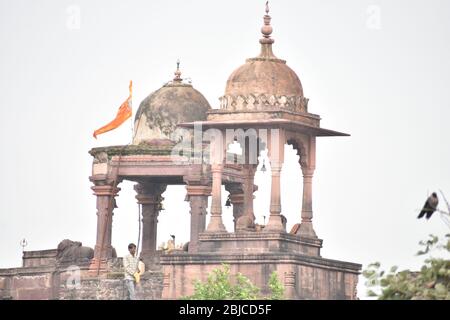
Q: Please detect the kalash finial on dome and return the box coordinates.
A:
[260,1,274,45]
[258,1,277,59]
[173,59,182,82]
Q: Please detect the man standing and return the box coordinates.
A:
[123,243,139,300]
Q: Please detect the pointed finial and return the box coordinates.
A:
[173,59,182,82]
[260,1,274,44]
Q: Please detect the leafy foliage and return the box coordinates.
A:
[363,234,450,300]
[183,264,285,300]
[268,271,285,300]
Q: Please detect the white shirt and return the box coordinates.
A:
[123,254,139,281]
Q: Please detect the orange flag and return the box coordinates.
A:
[93,81,133,139]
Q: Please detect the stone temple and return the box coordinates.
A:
[0,4,361,300]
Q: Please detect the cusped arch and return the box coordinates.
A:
[286,135,308,168]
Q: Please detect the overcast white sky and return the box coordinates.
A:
[1,0,449,299]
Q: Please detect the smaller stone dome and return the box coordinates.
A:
[219,4,308,114]
[225,56,303,97]
[133,65,211,145]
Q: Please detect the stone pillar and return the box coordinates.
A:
[134,183,166,266]
[265,162,285,231]
[298,135,317,238]
[90,183,120,272]
[230,193,244,230]
[243,165,257,223]
[284,271,297,299]
[206,164,227,232]
[225,183,244,231]
[265,128,285,232]
[299,167,317,238]
[186,185,211,253]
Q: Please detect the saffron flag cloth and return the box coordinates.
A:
[93,80,133,139]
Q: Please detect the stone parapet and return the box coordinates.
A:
[160,252,361,300]
[22,249,58,268]
[197,231,322,256]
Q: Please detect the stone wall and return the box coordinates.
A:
[0,245,360,300]
[0,275,11,299]
[22,250,57,268]
[0,251,164,300]
[161,253,360,300]
[0,267,57,300]
[58,272,164,300]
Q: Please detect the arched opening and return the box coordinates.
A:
[111,180,140,258]
[281,144,303,233]
[221,185,233,232]
[156,185,190,250]
[254,149,271,226]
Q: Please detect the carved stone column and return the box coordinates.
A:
[243,165,257,223]
[206,164,227,232]
[265,128,286,232]
[89,181,120,272]
[186,185,211,253]
[265,162,285,231]
[230,193,244,231]
[298,167,317,238]
[225,183,244,231]
[298,135,317,238]
[134,183,166,266]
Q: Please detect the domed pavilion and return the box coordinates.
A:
[0,3,361,300]
[85,3,361,300]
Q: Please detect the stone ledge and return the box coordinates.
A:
[0,266,57,276]
[160,253,362,274]
[23,249,57,258]
[207,108,320,121]
[89,144,175,159]
[198,231,323,247]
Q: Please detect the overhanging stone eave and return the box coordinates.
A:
[178,119,350,137]
[108,161,194,180]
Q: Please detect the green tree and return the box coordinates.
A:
[268,271,284,300]
[183,264,285,300]
[363,234,450,300]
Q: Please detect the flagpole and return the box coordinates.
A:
[130,80,134,145]
[130,109,134,145]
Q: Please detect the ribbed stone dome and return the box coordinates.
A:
[133,79,211,145]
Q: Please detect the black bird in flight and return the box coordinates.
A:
[418,192,439,219]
